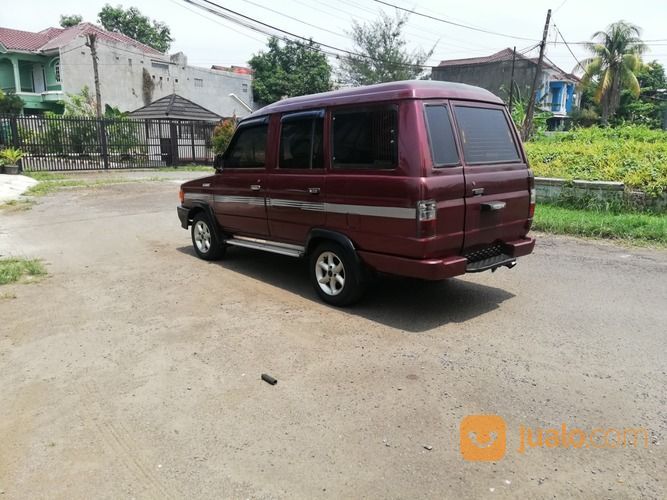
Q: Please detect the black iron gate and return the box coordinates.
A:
[0,114,217,171]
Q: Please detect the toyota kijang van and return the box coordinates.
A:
[178,80,536,306]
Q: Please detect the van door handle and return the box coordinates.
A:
[481,201,506,212]
[472,187,485,196]
[250,184,261,191]
[307,187,320,195]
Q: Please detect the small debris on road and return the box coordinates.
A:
[261,373,277,385]
[423,445,433,451]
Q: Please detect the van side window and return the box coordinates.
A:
[332,106,397,169]
[454,106,520,164]
[424,105,459,167]
[224,124,268,168]
[279,115,324,169]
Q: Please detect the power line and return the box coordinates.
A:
[372,0,667,47]
[183,0,435,70]
[554,24,590,79]
[330,0,498,52]
[237,0,349,40]
[169,0,267,44]
[371,0,539,42]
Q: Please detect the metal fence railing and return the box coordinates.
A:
[0,114,218,171]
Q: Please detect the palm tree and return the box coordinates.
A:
[581,21,646,124]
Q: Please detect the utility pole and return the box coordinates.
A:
[85,33,103,118]
[508,46,516,114]
[522,9,551,141]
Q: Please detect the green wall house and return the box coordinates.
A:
[0,27,71,114]
[0,23,255,118]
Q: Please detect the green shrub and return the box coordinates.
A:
[211,118,237,155]
[526,125,667,196]
[0,147,24,164]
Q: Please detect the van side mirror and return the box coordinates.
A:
[213,154,224,173]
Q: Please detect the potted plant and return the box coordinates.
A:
[0,147,24,175]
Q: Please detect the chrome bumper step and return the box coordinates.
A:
[225,236,305,258]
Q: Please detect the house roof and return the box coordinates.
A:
[437,48,520,67]
[211,65,253,75]
[0,22,162,55]
[129,94,222,121]
[437,48,581,82]
[0,27,62,51]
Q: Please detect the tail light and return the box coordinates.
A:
[417,200,437,238]
[528,172,536,219]
[179,189,185,204]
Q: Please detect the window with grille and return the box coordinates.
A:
[454,106,520,164]
[332,105,397,169]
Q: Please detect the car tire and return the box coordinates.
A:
[309,241,365,306]
[191,212,225,261]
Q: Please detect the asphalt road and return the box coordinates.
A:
[1,177,665,499]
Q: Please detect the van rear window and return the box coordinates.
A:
[424,105,459,166]
[333,106,397,169]
[454,106,520,164]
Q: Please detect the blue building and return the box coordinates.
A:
[433,48,581,129]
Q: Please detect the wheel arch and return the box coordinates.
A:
[188,202,224,240]
[305,229,359,262]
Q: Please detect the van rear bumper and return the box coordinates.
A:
[357,237,535,281]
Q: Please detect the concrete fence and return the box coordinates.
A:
[535,177,666,212]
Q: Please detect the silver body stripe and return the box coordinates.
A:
[269,199,325,212]
[324,202,415,219]
[189,193,415,219]
[184,192,213,202]
[213,195,265,206]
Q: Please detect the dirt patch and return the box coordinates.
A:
[1,181,665,498]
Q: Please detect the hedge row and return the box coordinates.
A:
[525,126,667,196]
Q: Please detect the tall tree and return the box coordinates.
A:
[59,14,83,28]
[581,21,646,124]
[98,4,173,53]
[249,37,332,105]
[339,12,433,86]
[616,61,666,128]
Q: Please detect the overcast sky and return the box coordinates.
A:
[4,0,667,76]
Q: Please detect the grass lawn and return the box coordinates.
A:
[0,199,35,212]
[533,204,667,247]
[0,258,47,285]
[23,172,160,196]
[156,165,213,172]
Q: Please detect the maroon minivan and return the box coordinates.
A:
[178,81,535,305]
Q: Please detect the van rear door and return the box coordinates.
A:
[450,102,530,252]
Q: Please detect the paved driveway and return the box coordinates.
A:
[1,178,665,499]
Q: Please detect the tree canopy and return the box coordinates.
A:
[616,61,666,128]
[249,37,332,105]
[59,14,82,28]
[581,21,646,123]
[338,12,433,86]
[98,4,173,53]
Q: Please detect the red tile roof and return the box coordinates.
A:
[0,27,63,51]
[0,22,162,55]
[211,65,253,75]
